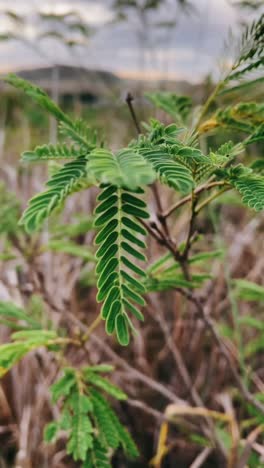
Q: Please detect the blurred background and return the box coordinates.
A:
[0,0,262,153]
[0,1,264,467]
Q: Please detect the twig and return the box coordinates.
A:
[195,80,225,130]
[237,424,264,468]
[67,312,187,406]
[151,183,171,240]
[149,296,222,452]
[182,190,198,262]
[81,314,102,343]
[174,288,264,415]
[189,448,213,468]
[125,92,141,135]
[137,218,165,245]
[195,186,231,214]
[162,181,228,219]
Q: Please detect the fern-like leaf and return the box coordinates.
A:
[229,173,264,211]
[83,441,111,468]
[20,156,89,232]
[90,389,120,449]
[22,143,84,161]
[88,148,155,190]
[227,14,264,83]
[5,73,71,125]
[66,392,94,461]
[59,118,97,150]
[90,388,139,458]
[45,367,137,465]
[91,389,139,458]
[6,75,97,152]
[139,147,194,193]
[94,186,148,345]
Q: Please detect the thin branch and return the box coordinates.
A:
[189,448,213,468]
[174,287,264,415]
[182,190,198,262]
[195,79,225,130]
[162,181,228,219]
[151,183,171,240]
[195,186,231,214]
[137,217,165,245]
[125,92,141,135]
[67,312,187,406]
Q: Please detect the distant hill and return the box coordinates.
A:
[1,64,207,105]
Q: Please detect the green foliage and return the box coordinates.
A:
[0,301,40,330]
[45,366,138,465]
[22,143,83,161]
[215,164,264,211]
[46,239,95,261]
[0,328,58,377]
[51,214,94,238]
[145,249,221,291]
[94,185,147,345]
[227,13,264,83]
[139,147,194,193]
[0,183,20,235]
[229,171,264,211]
[214,102,264,138]
[233,279,264,302]
[59,118,98,151]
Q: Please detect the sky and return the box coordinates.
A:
[0,0,262,83]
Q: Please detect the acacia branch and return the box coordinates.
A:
[162,181,228,219]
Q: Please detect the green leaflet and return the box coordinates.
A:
[20,156,89,233]
[90,389,139,459]
[94,185,148,345]
[106,300,121,334]
[233,279,264,302]
[115,314,129,346]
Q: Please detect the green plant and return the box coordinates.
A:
[1,14,264,467]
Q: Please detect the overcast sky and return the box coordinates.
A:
[0,0,262,82]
